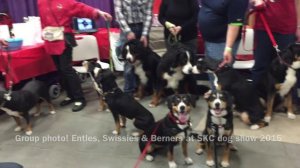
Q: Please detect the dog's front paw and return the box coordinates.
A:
[195,148,204,155]
[112,130,119,135]
[221,161,230,167]
[145,154,154,162]
[14,126,22,132]
[131,132,140,137]
[148,103,157,108]
[184,157,193,165]
[287,113,296,119]
[168,161,177,168]
[120,122,126,128]
[264,116,271,123]
[206,160,215,167]
[50,110,56,114]
[26,130,33,136]
[250,124,260,130]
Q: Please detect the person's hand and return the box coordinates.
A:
[126,32,136,40]
[168,27,176,36]
[99,11,112,21]
[140,36,148,47]
[296,28,300,42]
[173,26,182,35]
[219,47,233,67]
[0,39,8,47]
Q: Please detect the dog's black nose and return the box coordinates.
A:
[215,102,220,108]
[180,106,185,111]
[188,68,193,74]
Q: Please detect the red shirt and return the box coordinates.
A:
[254,0,297,34]
[38,0,99,55]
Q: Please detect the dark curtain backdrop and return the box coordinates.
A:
[0,0,116,27]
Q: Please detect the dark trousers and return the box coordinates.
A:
[52,45,85,101]
[252,30,299,103]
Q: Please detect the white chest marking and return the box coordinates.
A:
[134,62,147,85]
[211,116,227,136]
[278,65,299,97]
[163,67,184,89]
[0,107,22,118]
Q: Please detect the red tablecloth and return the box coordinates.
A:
[0,43,56,88]
[93,28,120,60]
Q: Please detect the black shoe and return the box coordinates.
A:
[60,97,74,106]
[72,101,86,112]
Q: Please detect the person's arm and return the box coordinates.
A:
[220,0,248,67]
[114,0,131,34]
[296,0,300,42]
[140,0,154,47]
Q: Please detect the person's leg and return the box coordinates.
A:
[58,45,86,111]
[122,24,143,96]
[252,30,275,86]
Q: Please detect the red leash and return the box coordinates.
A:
[133,122,160,168]
[258,12,279,51]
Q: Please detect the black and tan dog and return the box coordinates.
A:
[0,80,56,135]
[192,58,268,129]
[139,94,195,168]
[84,61,155,135]
[196,90,233,167]
[121,39,161,101]
[256,43,300,123]
[152,44,196,107]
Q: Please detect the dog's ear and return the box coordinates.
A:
[187,94,197,107]
[167,95,176,110]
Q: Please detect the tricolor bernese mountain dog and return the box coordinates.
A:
[121,39,161,101]
[256,43,300,123]
[0,80,56,135]
[196,90,234,167]
[152,44,196,107]
[192,58,268,129]
[139,94,195,168]
[84,61,155,135]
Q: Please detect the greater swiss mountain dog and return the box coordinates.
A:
[192,58,268,129]
[152,43,196,107]
[84,61,155,135]
[139,94,195,168]
[121,39,161,101]
[196,90,233,168]
[256,43,300,123]
[0,80,55,135]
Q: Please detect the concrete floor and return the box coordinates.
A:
[1,77,300,168]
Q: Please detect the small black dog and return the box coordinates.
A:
[139,94,195,168]
[153,43,196,107]
[84,61,155,135]
[193,58,268,129]
[196,90,233,167]
[121,39,161,101]
[256,43,300,122]
[0,80,55,135]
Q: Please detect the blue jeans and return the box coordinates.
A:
[205,40,240,91]
[118,23,144,94]
[252,30,299,104]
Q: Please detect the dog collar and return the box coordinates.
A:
[103,87,121,97]
[168,112,190,125]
